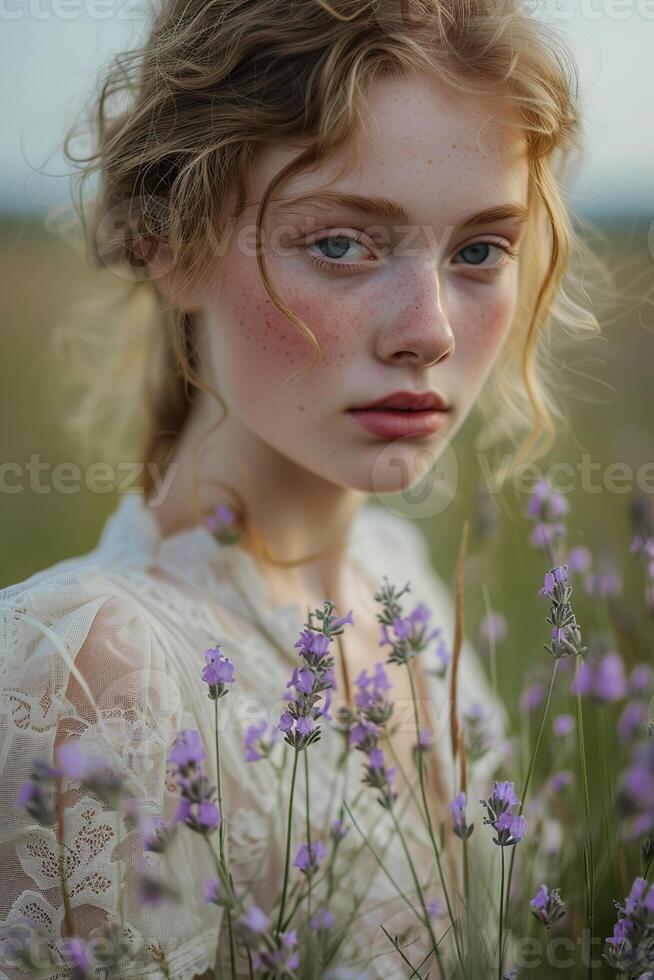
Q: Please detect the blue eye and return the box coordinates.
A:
[455,241,518,268]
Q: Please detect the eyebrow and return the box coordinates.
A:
[276,191,529,229]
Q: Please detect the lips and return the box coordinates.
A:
[349,389,450,412]
[346,390,450,440]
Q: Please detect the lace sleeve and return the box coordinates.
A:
[0,570,220,979]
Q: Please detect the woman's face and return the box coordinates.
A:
[193,73,529,496]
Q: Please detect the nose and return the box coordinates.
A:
[375,264,455,367]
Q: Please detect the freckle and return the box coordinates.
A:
[427,159,433,165]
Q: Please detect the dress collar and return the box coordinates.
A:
[96,489,378,641]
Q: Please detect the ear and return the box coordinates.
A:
[141,236,202,313]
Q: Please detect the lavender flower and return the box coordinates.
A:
[530,884,566,928]
[16,758,60,826]
[330,818,350,842]
[244,906,270,933]
[293,839,327,876]
[201,643,235,700]
[253,928,299,972]
[477,612,508,652]
[354,663,394,722]
[619,702,649,744]
[311,908,336,930]
[481,781,526,846]
[62,936,92,979]
[376,579,441,666]
[136,860,180,906]
[585,563,622,599]
[278,601,352,750]
[526,479,569,552]
[519,682,546,714]
[567,545,592,574]
[493,812,528,846]
[140,815,177,854]
[538,565,587,660]
[206,503,241,544]
[362,745,398,809]
[603,876,654,976]
[553,714,575,737]
[447,791,474,840]
[617,739,654,840]
[549,770,574,793]
[168,729,220,836]
[463,701,495,761]
[244,719,281,762]
[203,876,232,908]
[56,741,124,808]
[571,652,627,703]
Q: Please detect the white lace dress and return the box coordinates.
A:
[0,491,507,979]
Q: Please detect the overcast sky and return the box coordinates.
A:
[1,0,652,217]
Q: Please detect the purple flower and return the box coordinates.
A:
[136,861,180,906]
[62,937,92,977]
[477,612,508,650]
[604,876,654,975]
[629,664,654,695]
[618,702,649,743]
[293,839,327,875]
[244,905,270,933]
[585,566,621,599]
[56,741,124,807]
[310,908,336,930]
[201,643,235,700]
[530,884,566,928]
[175,796,221,834]
[141,815,176,853]
[493,812,527,846]
[16,759,60,826]
[203,876,230,908]
[280,601,351,750]
[168,729,206,769]
[252,927,299,971]
[377,580,441,666]
[519,682,545,713]
[617,740,654,840]
[482,781,525,845]
[567,546,592,574]
[244,720,281,762]
[553,714,575,737]
[549,770,574,793]
[330,818,349,842]
[206,504,241,544]
[571,652,627,703]
[447,791,474,840]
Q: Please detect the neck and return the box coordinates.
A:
[145,392,368,602]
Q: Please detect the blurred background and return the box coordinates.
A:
[1,2,654,974]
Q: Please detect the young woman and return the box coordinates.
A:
[0,0,598,975]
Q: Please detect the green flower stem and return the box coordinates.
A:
[388,805,447,980]
[276,746,300,936]
[575,679,594,980]
[55,775,74,938]
[214,700,236,980]
[405,662,464,972]
[380,924,428,979]
[304,750,313,924]
[498,847,505,980]
[504,657,559,922]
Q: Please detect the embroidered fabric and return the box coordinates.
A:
[0,491,507,978]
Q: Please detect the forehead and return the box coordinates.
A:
[246,73,529,224]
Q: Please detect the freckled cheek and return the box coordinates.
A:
[226,289,361,385]
[457,286,517,371]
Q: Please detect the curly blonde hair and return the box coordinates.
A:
[50,0,607,523]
